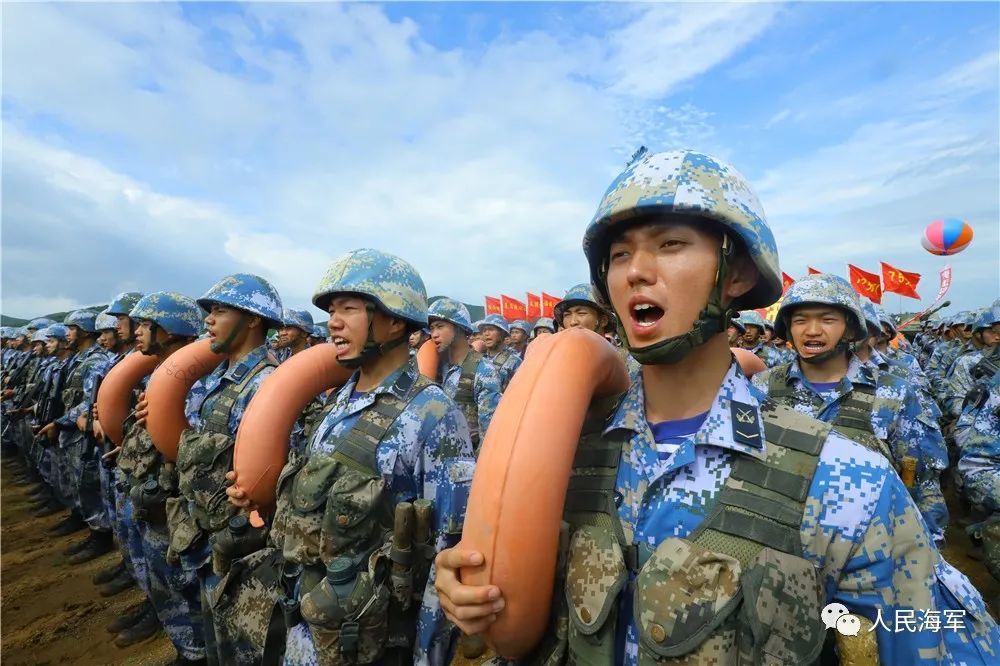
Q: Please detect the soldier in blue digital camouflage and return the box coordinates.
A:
[944,306,1000,420]
[274,307,315,363]
[106,291,145,348]
[309,323,328,346]
[36,310,115,562]
[220,248,476,666]
[531,317,555,339]
[753,275,951,544]
[736,309,785,367]
[107,291,207,663]
[435,148,997,664]
[508,319,531,358]
[958,368,1000,608]
[478,314,522,392]
[928,312,976,401]
[764,318,796,364]
[428,297,502,454]
[165,272,283,665]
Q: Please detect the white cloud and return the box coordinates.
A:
[765,108,793,129]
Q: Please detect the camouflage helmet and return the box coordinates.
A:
[478,314,510,336]
[729,318,746,334]
[583,149,781,312]
[198,273,283,327]
[45,324,69,341]
[105,292,145,317]
[64,310,97,333]
[553,283,606,323]
[859,298,882,333]
[95,311,119,332]
[281,308,315,335]
[532,317,555,333]
[956,310,978,328]
[131,291,203,337]
[31,328,49,343]
[427,298,474,334]
[311,324,328,340]
[312,249,427,327]
[973,305,1000,332]
[0,326,12,339]
[774,274,867,342]
[27,318,56,331]
[763,319,775,332]
[736,310,767,332]
[875,305,897,337]
[510,319,532,335]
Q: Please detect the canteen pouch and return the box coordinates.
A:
[564,524,627,665]
[299,553,390,666]
[633,538,743,663]
[320,468,392,563]
[176,428,237,532]
[736,547,825,664]
[211,546,285,654]
[165,495,203,560]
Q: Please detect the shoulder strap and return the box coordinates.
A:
[332,370,435,476]
[203,356,277,435]
[453,351,483,406]
[766,362,797,402]
[690,401,828,570]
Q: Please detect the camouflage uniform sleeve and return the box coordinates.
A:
[227,364,275,434]
[824,459,998,663]
[413,391,476,666]
[944,356,978,419]
[957,385,1000,513]
[473,359,503,440]
[184,379,208,429]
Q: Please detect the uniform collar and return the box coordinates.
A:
[216,344,270,384]
[786,353,875,390]
[338,357,421,407]
[605,361,768,482]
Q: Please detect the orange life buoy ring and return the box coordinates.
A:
[95,352,159,447]
[145,338,225,461]
[459,328,630,657]
[232,343,353,507]
[732,347,767,377]
[416,339,439,381]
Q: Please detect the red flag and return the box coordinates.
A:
[484,296,501,316]
[541,292,559,318]
[526,292,541,319]
[880,262,921,299]
[501,295,527,322]
[781,272,795,294]
[807,266,822,275]
[848,264,882,304]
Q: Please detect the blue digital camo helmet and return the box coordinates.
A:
[105,292,145,317]
[736,310,768,332]
[130,291,203,338]
[281,308,315,335]
[532,317,555,334]
[27,318,56,332]
[510,320,532,335]
[312,248,428,368]
[478,314,510,336]
[311,324,328,340]
[553,283,607,325]
[95,311,119,332]
[198,273,283,328]
[583,149,782,364]
[427,298,475,335]
[775,274,868,365]
[45,324,69,341]
[63,310,97,333]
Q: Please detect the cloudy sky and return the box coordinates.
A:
[3,2,997,322]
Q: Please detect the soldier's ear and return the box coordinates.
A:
[722,252,758,304]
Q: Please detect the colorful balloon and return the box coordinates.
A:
[922,218,973,256]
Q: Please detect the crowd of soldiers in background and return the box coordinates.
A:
[0,149,998,666]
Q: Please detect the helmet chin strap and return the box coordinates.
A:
[620,234,735,366]
[210,312,248,354]
[337,303,407,370]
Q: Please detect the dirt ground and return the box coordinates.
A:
[1,462,174,665]
[1,462,997,665]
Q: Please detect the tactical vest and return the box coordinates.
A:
[59,353,87,415]
[971,350,1000,384]
[451,350,484,452]
[175,356,276,534]
[528,398,830,665]
[766,364,896,467]
[215,367,436,665]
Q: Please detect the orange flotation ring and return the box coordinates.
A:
[232,343,353,508]
[415,339,439,381]
[95,352,159,447]
[145,338,225,461]
[460,328,630,658]
[732,347,767,377]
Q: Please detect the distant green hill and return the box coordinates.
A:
[2,305,107,329]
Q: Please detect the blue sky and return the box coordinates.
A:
[2,2,997,321]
